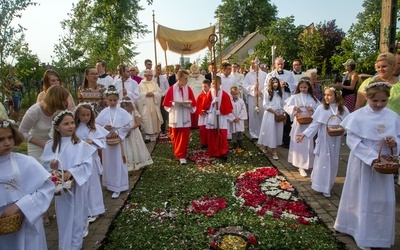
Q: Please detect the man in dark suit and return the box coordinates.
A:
[205,62,216,81]
[168,64,181,86]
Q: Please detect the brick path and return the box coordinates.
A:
[45,137,400,249]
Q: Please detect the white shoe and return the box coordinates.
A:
[83,229,89,238]
[111,192,120,199]
[299,169,307,177]
[87,216,98,223]
[323,192,331,198]
[272,153,279,160]
[180,158,187,165]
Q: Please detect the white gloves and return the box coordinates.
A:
[215,110,221,115]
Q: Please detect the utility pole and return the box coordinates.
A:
[380,0,397,53]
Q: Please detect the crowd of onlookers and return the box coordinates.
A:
[1,51,400,250]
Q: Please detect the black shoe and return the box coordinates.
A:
[220,154,228,161]
[145,139,150,143]
[251,138,258,142]
[281,144,289,148]
[201,145,208,149]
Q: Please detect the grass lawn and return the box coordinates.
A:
[102,130,344,250]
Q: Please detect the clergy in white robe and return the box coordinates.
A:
[75,122,108,217]
[243,63,267,140]
[113,77,140,103]
[300,103,349,194]
[0,153,54,250]
[334,105,400,249]
[284,92,320,170]
[41,137,96,250]
[95,106,132,193]
[137,75,163,141]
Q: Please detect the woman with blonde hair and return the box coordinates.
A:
[36,69,75,111]
[19,85,70,226]
[355,52,400,114]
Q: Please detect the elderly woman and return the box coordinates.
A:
[78,66,107,113]
[37,69,75,111]
[355,52,400,114]
[305,68,323,102]
[339,59,359,112]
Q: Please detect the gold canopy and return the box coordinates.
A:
[156,25,216,55]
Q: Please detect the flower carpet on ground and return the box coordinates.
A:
[102,130,344,249]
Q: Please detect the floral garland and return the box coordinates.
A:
[234,167,318,225]
[0,119,15,128]
[185,196,227,217]
[52,110,74,125]
[364,81,392,91]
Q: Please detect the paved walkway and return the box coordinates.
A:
[45,137,400,249]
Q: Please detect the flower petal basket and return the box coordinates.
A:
[106,137,121,146]
[372,140,400,174]
[296,106,312,124]
[274,109,287,123]
[326,115,345,137]
[51,170,74,196]
[0,213,24,235]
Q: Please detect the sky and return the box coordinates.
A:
[15,0,365,70]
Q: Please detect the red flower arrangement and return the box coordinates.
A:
[188,149,215,167]
[235,167,318,225]
[186,197,227,217]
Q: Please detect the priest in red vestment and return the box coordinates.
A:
[195,79,211,148]
[202,76,233,159]
[162,69,197,164]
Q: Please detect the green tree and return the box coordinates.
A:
[216,0,277,47]
[13,42,42,106]
[255,16,304,69]
[331,0,400,74]
[0,0,37,102]
[298,30,324,71]
[315,20,345,73]
[0,0,36,69]
[54,0,153,75]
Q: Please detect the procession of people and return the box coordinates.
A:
[1,51,400,250]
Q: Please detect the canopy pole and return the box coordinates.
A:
[164,50,168,77]
[218,10,222,68]
[152,10,158,66]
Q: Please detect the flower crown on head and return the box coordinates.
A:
[364,81,392,91]
[75,102,95,114]
[104,85,119,96]
[52,110,74,125]
[0,119,16,128]
[299,78,310,83]
[326,87,342,95]
[120,99,132,104]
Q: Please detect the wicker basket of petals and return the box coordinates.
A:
[296,106,312,124]
[372,140,400,174]
[0,213,24,235]
[326,115,345,137]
